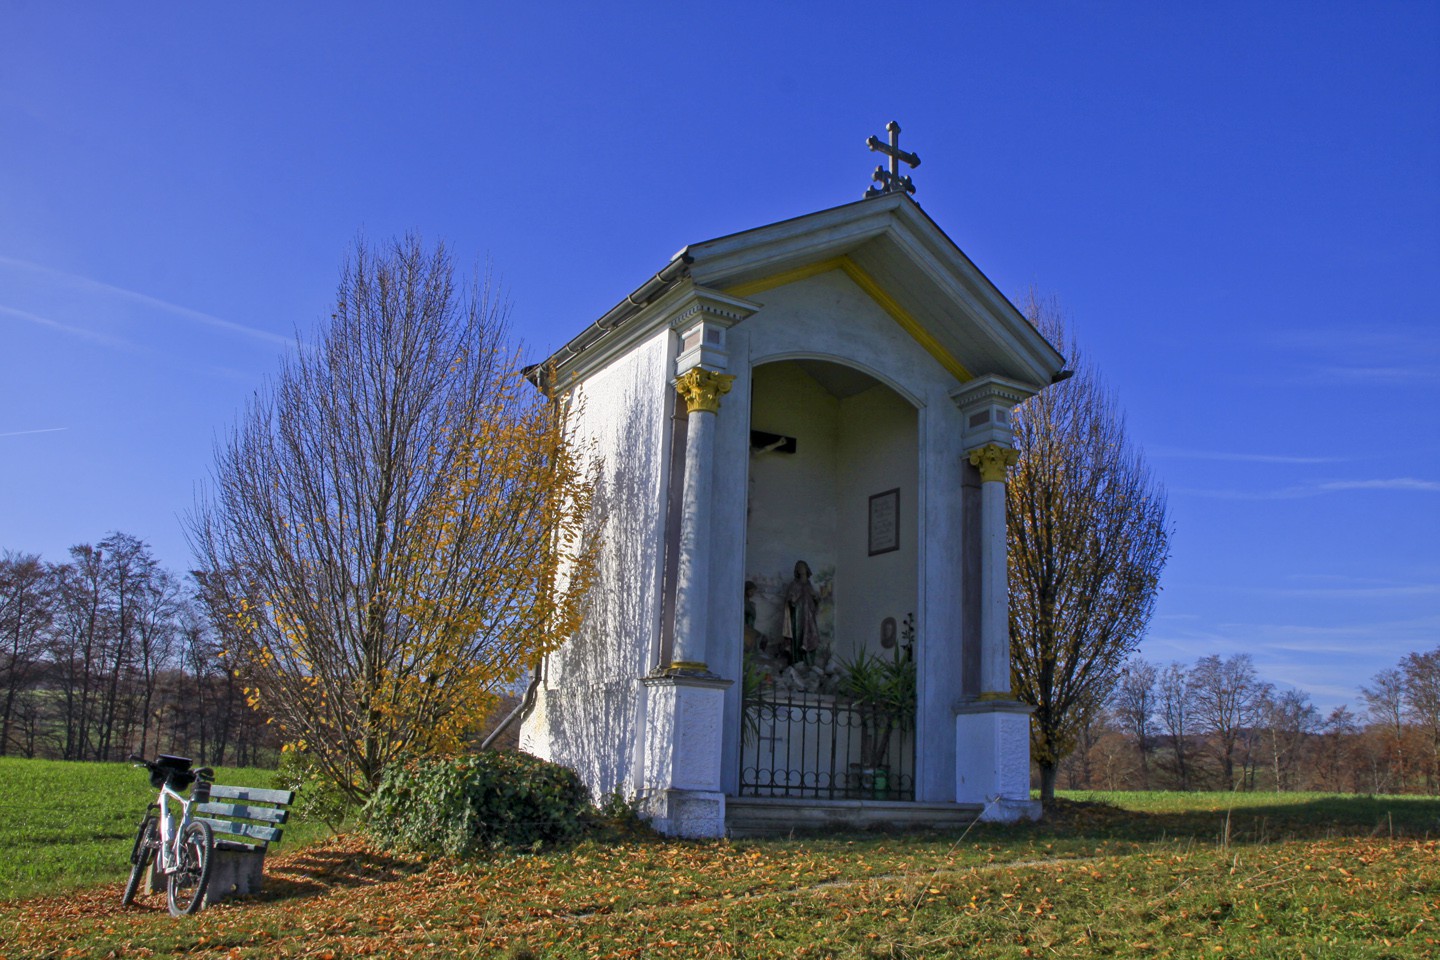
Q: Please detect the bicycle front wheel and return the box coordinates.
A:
[121,814,158,907]
[167,820,214,916]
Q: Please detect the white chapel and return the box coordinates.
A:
[520,133,1066,837]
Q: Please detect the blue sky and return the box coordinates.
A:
[2,2,1436,713]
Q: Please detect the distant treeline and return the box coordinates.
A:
[1056,651,1440,795]
[0,535,277,765]
[7,536,1437,793]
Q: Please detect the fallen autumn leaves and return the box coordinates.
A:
[2,827,1437,958]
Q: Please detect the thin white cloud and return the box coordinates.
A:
[0,427,68,438]
[1141,613,1440,709]
[0,254,289,347]
[1269,327,1440,387]
[3,304,261,383]
[1315,478,1440,493]
[1312,364,1440,385]
[0,303,144,352]
[1175,477,1440,499]
[1272,327,1439,355]
[1227,582,1440,601]
[1149,446,1338,465]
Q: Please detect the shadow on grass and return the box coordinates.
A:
[1022,795,1440,845]
[253,846,428,903]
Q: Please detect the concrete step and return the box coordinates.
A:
[725,796,986,838]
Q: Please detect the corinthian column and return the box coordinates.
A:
[669,367,734,672]
[968,442,1019,698]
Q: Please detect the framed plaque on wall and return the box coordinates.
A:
[868,488,900,556]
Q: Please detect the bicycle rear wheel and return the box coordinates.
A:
[167,820,214,916]
[121,814,158,907]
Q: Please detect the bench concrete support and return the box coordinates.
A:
[203,846,267,905]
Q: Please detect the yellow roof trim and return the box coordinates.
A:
[722,256,974,382]
[723,258,847,299]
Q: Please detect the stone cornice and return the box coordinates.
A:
[949,373,1041,413]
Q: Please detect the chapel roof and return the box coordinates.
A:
[532,192,1066,391]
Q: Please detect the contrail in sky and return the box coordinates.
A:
[0,254,289,347]
[0,427,68,438]
[0,304,141,351]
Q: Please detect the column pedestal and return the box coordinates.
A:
[956,440,1039,822]
[954,699,1042,821]
[639,673,732,837]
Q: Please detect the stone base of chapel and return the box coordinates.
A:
[954,699,1042,821]
[638,672,731,838]
[642,788,727,838]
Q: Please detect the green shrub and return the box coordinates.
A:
[364,752,592,857]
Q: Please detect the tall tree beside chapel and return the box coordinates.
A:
[190,237,601,800]
[1006,295,1170,803]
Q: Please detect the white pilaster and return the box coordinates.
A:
[949,376,1042,822]
[967,442,1020,697]
[636,295,747,838]
[670,368,733,671]
[673,402,716,669]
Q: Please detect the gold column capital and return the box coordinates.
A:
[968,443,1019,483]
[675,368,735,414]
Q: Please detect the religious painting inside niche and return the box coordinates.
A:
[868,488,900,556]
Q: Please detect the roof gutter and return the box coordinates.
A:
[524,251,694,391]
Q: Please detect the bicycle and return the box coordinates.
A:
[122,754,216,916]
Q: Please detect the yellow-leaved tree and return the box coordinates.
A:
[190,236,600,800]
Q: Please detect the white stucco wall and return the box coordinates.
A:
[834,384,918,662]
[519,327,673,801]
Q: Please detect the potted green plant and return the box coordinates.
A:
[837,649,915,798]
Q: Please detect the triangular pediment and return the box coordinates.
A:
[537,193,1064,390]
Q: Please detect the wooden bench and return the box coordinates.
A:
[145,781,296,905]
[197,782,296,905]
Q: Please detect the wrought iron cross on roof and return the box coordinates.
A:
[864,120,921,198]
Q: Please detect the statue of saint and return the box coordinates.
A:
[782,560,822,663]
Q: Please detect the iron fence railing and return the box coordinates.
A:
[738,687,915,801]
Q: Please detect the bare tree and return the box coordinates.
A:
[1112,657,1158,788]
[1315,705,1358,792]
[130,562,181,758]
[1189,654,1270,790]
[0,552,51,755]
[190,236,600,800]
[48,546,108,760]
[93,532,162,761]
[1007,296,1170,803]
[1399,648,1440,793]
[1361,667,1408,792]
[1157,661,1194,790]
[1263,688,1318,791]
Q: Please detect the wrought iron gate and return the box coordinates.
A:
[738,688,915,801]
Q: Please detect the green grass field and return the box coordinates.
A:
[1,761,1437,958]
[0,756,329,901]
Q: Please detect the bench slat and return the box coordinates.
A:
[197,817,284,845]
[208,784,295,806]
[196,801,290,825]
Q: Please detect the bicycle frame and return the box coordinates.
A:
[148,778,198,877]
